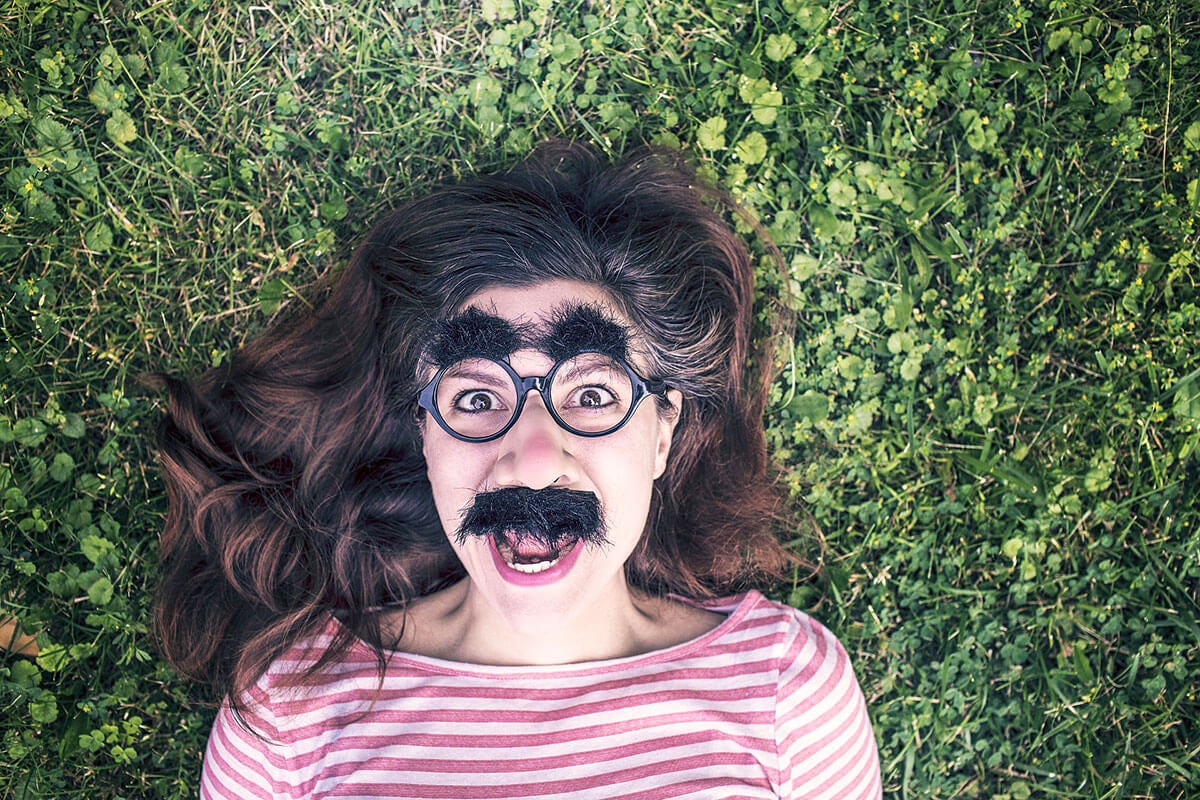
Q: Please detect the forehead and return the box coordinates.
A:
[459,280,624,326]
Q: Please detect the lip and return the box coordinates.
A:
[487,535,584,587]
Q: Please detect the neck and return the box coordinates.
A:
[398,576,658,667]
[457,576,650,666]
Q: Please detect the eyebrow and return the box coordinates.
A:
[538,303,630,363]
[441,366,511,388]
[426,302,633,367]
[426,307,526,366]
[554,357,624,382]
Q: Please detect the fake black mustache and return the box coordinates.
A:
[456,487,609,549]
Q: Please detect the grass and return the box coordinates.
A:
[2,0,1198,797]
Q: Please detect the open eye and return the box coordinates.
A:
[453,389,506,413]
[550,355,634,428]
[569,386,617,409]
[436,358,515,424]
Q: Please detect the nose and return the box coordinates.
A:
[490,392,576,490]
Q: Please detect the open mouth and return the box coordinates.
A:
[493,532,579,574]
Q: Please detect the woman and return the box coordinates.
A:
[155,142,882,798]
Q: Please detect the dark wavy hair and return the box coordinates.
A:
[153,141,806,705]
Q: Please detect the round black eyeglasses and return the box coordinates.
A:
[417,352,670,443]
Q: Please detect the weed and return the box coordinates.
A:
[2,0,1197,797]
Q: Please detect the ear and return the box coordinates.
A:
[652,390,683,479]
[417,411,431,457]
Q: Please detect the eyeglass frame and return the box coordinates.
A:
[417,351,671,443]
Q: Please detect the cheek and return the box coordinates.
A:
[629,412,674,477]
[422,440,483,526]
[593,427,661,522]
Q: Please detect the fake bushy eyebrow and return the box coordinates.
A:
[427,303,631,366]
[426,307,527,366]
[538,303,630,363]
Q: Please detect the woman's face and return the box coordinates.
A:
[420,280,680,634]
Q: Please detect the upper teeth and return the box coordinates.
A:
[507,556,560,574]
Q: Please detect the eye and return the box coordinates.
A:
[573,386,616,408]
[550,354,633,422]
[453,389,506,413]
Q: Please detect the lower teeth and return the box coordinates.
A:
[497,538,575,574]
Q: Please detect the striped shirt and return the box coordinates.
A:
[200,591,882,799]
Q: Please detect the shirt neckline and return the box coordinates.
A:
[330,590,765,679]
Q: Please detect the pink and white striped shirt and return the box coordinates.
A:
[200,591,882,799]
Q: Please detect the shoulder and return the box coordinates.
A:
[744,595,881,799]
[743,595,859,701]
[202,620,386,799]
[762,595,853,680]
[235,616,382,741]
[703,592,865,711]
[702,591,846,666]
[669,591,855,695]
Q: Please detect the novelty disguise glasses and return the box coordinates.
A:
[418,352,669,442]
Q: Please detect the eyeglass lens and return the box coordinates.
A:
[433,353,636,439]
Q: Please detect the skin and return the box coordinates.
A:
[392,279,724,666]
